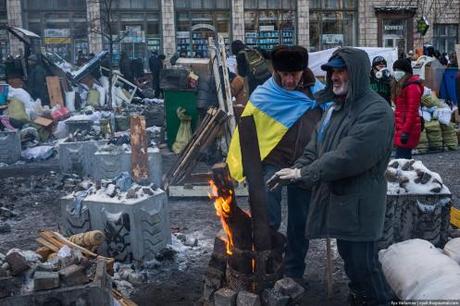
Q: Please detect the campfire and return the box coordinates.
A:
[202,116,296,305]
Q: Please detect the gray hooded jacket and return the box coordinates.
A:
[293,47,395,241]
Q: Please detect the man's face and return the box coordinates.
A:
[374,63,386,71]
[277,70,303,90]
[331,68,349,96]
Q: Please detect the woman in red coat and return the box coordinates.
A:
[392,58,423,159]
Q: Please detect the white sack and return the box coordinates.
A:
[444,238,460,265]
[379,239,460,300]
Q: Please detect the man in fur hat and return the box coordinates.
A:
[227,45,328,283]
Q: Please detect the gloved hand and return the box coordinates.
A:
[266,168,301,191]
[400,132,409,145]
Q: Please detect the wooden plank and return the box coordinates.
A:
[130,115,149,183]
[168,184,249,198]
[239,116,272,252]
[33,116,54,127]
[46,76,64,107]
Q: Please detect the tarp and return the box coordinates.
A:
[309,47,398,77]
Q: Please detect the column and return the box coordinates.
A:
[86,0,103,53]
[6,0,23,56]
[297,0,309,48]
[232,0,244,42]
[161,0,176,56]
[358,0,378,47]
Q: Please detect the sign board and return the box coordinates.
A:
[384,25,404,31]
[44,37,72,44]
[44,29,70,38]
[259,25,275,32]
[123,26,145,43]
[321,34,344,44]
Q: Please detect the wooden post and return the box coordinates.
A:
[130,115,149,183]
[326,238,333,299]
[238,116,272,252]
[211,163,253,274]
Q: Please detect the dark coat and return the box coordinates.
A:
[393,75,423,149]
[293,47,395,241]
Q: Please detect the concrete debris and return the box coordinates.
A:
[214,287,237,306]
[5,250,30,275]
[236,290,261,306]
[386,159,451,195]
[59,264,89,287]
[33,271,60,291]
[261,288,290,306]
[273,277,305,302]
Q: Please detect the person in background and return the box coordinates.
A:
[392,58,423,159]
[119,51,134,84]
[369,56,392,104]
[149,51,165,98]
[26,54,50,106]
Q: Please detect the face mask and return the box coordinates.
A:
[394,70,406,81]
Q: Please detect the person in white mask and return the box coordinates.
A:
[392,58,423,159]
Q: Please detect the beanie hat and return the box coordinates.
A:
[271,45,309,72]
[393,58,413,75]
[372,56,387,68]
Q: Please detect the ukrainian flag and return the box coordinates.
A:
[227,77,326,182]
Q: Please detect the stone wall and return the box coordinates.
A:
[297,0,310,48]
[86,0,103,54]
[232,0,245,43]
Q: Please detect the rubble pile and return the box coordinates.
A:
[0,244,97,297]
[386,159,451,195]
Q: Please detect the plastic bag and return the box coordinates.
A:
[21,145,55,161]
[172,107,192,154]
[7,98,29,122]
[65,90,76,112]
[435,107,453,125]
[87,89,100,107]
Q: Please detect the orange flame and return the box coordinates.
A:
[209,180,235,255]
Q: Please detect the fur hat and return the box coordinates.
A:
[271,45,309,72]
[393,58,413,75]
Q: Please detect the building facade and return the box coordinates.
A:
[1,0,459,62]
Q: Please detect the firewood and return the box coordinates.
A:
[36,246,53,260]
[68,230,105,251]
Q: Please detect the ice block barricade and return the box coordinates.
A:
[58,140,102,176]
[60,189,170,263]
[93,147,162,185]
[0,130,21,164]
[378,159,452,250]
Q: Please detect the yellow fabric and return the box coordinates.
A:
[8,99,29,122]
[227,101,288,182]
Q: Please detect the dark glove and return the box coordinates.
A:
[400,132,409,145]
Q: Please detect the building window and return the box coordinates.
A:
[433,24,459,54]
[175,9,231,58]
[25,0,86,10]
[174,0,230,9]
[309,0,357,51]
[243,0,297,51]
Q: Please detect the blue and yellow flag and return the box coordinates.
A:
[227,77,326,182]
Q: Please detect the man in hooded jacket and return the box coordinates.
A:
[269,47,395,305]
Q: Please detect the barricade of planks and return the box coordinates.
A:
[163,107,228,189]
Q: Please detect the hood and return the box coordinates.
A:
[316,47,371,104]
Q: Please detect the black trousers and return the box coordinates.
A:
[337,240,394,306]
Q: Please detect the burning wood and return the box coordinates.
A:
[205,115,285,298]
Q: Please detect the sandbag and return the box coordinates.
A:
[7,98,29,122]
[172,107,192,154]
[416,129,429,153]
[379,239,460,300]
[444,238,460,264]
[424,120,443,150]
[421,94,442,108]
[441,122,458,150]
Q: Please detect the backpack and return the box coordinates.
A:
[240,48,271,86]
